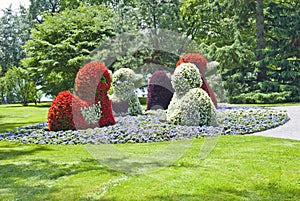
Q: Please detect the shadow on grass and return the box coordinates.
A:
[0,155,119,200]
[0,143,53,161]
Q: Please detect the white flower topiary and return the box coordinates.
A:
[111,68,143,116]
[171,63,202,97]
[167,62,217,126]
[181,88,217,126]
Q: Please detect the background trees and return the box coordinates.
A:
[181,0,300,103]
[0,6,31,75]
[1,0,299,103]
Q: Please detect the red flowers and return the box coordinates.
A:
[176,53,218,107]
[48,62,115,131]
[48,91,87,131]
[74,62,112,104]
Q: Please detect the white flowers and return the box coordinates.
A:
[171,63,202,97]
[111,68,143,116]
[80,101,102,124]
[167,63,217,126]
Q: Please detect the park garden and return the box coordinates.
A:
[0,0,299,200]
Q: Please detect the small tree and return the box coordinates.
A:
[5,67,37,106]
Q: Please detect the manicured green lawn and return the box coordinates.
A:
[0,103,51,132]
[0,135,299,201]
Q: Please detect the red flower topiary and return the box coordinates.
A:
[48,91,89,131]
[176,53,207,74]
[74,62,112,104]
[176,53,218,107]
[146,71,174,110]
[74,62,115,127]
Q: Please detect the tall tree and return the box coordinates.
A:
[256,0,266,81]
[0,6,31,74]
[22,4,116,96]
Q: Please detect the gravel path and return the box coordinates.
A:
[250,106,300,140]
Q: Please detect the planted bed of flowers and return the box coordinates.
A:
[0,106,289,145]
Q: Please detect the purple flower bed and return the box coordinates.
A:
[0,106,289,145]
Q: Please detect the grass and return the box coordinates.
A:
[0,102,299,200]
[0,135,299,200]
[0,102,51,132]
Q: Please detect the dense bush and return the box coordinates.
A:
[48,91,89,131]
[146,71,174,110]
[111,68,143,116]
[167,63,216,126]
[229,91,293,104]
[176,53,218,106]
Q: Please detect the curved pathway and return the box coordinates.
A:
[250,106,300,140]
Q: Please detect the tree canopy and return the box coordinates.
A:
[1,0,299,103]
[22,4,116,96]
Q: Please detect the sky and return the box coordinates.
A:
[0,0,30,11]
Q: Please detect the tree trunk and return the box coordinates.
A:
[256,0,267,81]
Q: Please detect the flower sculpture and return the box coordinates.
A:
[74,62,115,127]
[146,71,174,110]
[110,68,143,116]
[48,91,89,131]
[176,53,218,107]
[167,63,217,126]
[48,62,115,131]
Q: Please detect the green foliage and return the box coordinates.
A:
[229,91,294,104]
[0,6,31,73]
[135,0,183,30]
[4,67,37,106]
[264,1,300,92]
[22,4,116,96]
[0,76,7,103]
[181,0,300,103]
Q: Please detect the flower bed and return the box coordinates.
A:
[0,106,289,145]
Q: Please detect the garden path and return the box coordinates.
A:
[250,106,300,140]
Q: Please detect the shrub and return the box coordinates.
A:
[146,71,174,110]
[229,91,292,104]
[48,91,89,131]
[176,53,218,106]
[111,68,143,116]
